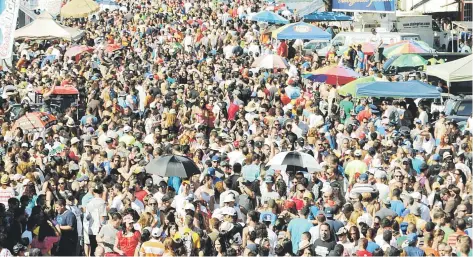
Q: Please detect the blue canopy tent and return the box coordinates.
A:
[303,12,352,21]
[273,22,331,41]
[249,10,289,24]
[356,81,441,98]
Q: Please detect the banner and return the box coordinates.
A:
[332,0,396,13]
[0,0,20,59]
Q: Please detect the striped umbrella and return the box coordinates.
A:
[389,54,428,68]
[383,40,434,58]
[337,76,377,97]
[303,65,360,85]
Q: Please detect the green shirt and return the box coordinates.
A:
[339,99,354,123]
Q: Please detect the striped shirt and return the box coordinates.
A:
[0,187,15,210]
[139,239,165,257]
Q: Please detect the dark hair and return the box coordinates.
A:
[38,214,56,242]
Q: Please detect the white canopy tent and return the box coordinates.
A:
[15,12,84,41]
[426,55,473,85]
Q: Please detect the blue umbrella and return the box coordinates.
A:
[356,80,441,99]
[273,22,331,41]
[250,10,289,24]
[303,12,352,21]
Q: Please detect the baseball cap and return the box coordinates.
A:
[354,149,362,157]
[208,167,216,176]
[222,206,237,216]
[303,191,313,200]
[76,175,89,182]
[123,125,131,133]
[264,175,275,184]
[414,118,422,124]
[223,194,236,203]
[406,233,418,244]
[432,154,441,161]
[324,207,334,218]
[151,227,163,238]
[410,192,421,200]
[336,227,348,235]
[184,203,195,212]
[374,169,387,179]
[359,173,368,181]
[21,142,29,148]
[212,155,220,162]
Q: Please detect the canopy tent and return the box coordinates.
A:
[337,76,377,97]
[356,81,441,99]
[61,0,100,18]
[426,55,472,85]
[303,12,352,21]
[15,12,84,41]
[249,10,289,24]
[272,22,331,41]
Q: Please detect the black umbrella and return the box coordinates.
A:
[145,155,201,178]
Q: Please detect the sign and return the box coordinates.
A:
[332,0,396,13]
[0,0,20,59]
[399,21,431,29]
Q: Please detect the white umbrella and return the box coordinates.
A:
[267,151,322,171]
[251,54,289,69]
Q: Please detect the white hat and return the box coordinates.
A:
[374,169,387,179]
[26,84,34,92]
[184,203,195,212]
[336,124,345,132]
[123,125,131,133]
[151,227,163,238]
[21,142,29,148]
[223,194,236,203]
[354,149,363,157]
[22,179,31,186]
[219,221,234,232]
[410,192,422,200]
[71,137,80,145]
[12,174,24,181]
[321,185,333,194]
[221,206,236,216]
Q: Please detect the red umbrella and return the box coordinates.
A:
[105,44,122,53]
[65,45,95,58]
[13,112,57,132]
[303,65,360,85]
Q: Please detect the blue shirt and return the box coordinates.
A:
[168,177,181,193]
[390,200,405,216]
[308,206,320,220]
[242,164,260,182]
[259,211,277,225]
[367,241,380,253]
[288,218,313,254]
[412,157,425,175]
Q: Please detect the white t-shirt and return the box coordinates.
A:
[84,197,107,235]
[111,195,124,212]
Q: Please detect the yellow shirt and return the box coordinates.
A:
[139,239,165,257]
[173,227,201,250]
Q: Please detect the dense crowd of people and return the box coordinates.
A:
[0,0,471,256]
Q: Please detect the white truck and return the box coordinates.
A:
[352,12,453,50]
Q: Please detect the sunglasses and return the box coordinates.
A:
[59,182,65,185]
[149,202,157,205]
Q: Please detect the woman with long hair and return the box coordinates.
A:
[436,134,454,160]
[113,214,141,257]
[135,212,155,233]
[31,214,61,255]
[162,237,176,257]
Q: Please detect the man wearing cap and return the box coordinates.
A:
[345,149,368,184]
[324,206,344,240]
[219,179,240,208]
[139,227,165,256]
[260,175,279,205]
[0,175,14,209]
[402,233,425,256]
[119,125,136,146]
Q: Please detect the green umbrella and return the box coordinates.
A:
[337,76,376,97]
[390,54,427,68]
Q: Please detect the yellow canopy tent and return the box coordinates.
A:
[61,0,99,18]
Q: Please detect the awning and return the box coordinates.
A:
[303,12,352,21]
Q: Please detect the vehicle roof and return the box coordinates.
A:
[336,32,420,36]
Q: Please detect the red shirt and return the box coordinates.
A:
[135,189,148,203]
[277,42,288,57]
[356,250,372,257]
[228,102,239,120]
